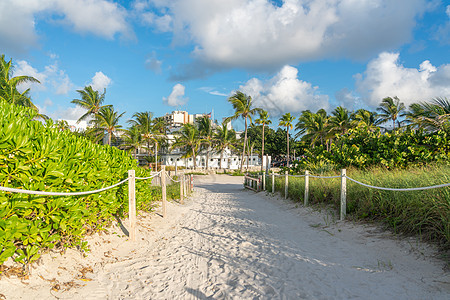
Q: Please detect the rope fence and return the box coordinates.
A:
[0,166,194,241]
[245,169,450,221]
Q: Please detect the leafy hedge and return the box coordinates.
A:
[289,127,450,174]
[0,101,163,265]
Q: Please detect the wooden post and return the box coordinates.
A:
[190,174,193,191]
[258,175,261,192]
[128,170,136,241]
[285,171,288,199]
[180,173,184,204]
[161,165,167,218]
[272,171,275,194]
[262,171,266,191]
[340,169,347,221]
[304,170,309,206]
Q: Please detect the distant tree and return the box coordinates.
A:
[377,96,406,130]
[197,115,214,170]
[406,97,450,132]
[279,112,296,168]
[225,91,262,172]
[89,106,125,145]
[255,110,271,171]
[352,109,379,132]
[295,109,330,149]
[328,106,353,135]
[72,86,111,123]
[214,122,237,169]
[171,123,203,169]
[121,125,142,159]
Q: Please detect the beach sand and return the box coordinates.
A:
[0,174,448,299]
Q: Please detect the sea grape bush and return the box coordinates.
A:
[0,100,161,265]
[287,127,450,174]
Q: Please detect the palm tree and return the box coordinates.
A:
[71,86,111,123]
[279,113,296,168]
[0,54,40,110]
[128,111,154,156]
[406,97,450,132]
[255,110,271,172]
[214,122,237,170]
[352,109,379,132]
[89,106,125,145]
[197,115,214,170]
[121,125,142,159]
[171,123,203,169]
[377,96,406,130]
[328,106,353,135]
[295,109,330,150]
[225,91,262,172]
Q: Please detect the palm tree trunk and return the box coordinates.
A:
[220,151,223,170]
[155,141,158,171]
[108,130,112,145]
[206,145,210,170]
[240,116,248,173]
[246,139,249,170]
[261,124,265,172]
[192,148,197,169]
[286,128,290,168]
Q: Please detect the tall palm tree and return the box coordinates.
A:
[89,106,125,145]
[295,109,330,149]
[121,125,142,159]
[197,115,214,170]
[255,110,271,172]
[352,109,379,132]
[279,112,296,168]
[0,54,40,110]
[214,123,237,170]
[71,86,111,123]
[128,111,154,156]
[377,96,406,130]
[406,97,450,132]
[225,91,262,172]
[328,106,353,135]
[171,123,203,169]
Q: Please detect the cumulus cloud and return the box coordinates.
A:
[163,83,188,106]
[239,65,329,116]
[14,58,74,95]
[435,4,450,44]
[355,52,450,107]
[0,0,132,55]
[89,72,112,91]
[140,0,429,78]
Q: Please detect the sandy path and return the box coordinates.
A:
[1,175,449,299]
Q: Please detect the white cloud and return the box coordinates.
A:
[198,87,228,97]
[163,83,188,106]
[89,71,112,91]
[14,58,74,95]
[0,0,132,55]
[143,0,428,77]
[239,65,329,116]
[355,52,450,107]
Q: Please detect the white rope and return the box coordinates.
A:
[290,175,306,178]
[308,175,341,179]
[166,174,181,183]
[0,178,129,196]
[346,176,450,191]
[135,171,161,180]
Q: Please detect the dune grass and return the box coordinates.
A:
[266,164,450,250]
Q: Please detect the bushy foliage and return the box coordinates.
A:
[0,100,165,265]
[287,127,450,174]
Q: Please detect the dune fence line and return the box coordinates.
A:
[0,166,194,242]
[245,170,450,221]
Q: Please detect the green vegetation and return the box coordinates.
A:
[0,100,179,266]
[266,165,450,250]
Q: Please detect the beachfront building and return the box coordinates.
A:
[160,110,210,130]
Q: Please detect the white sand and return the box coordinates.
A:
[0,174,449,299]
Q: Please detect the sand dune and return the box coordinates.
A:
[1,174,448,299]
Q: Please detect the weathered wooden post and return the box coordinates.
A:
[262,171,266,191]
[272,171,275,194]
[340,169,347,221]
[285,171,288,199]
[161,165,167,218]
[128,170,136,241]
[180,173,184,204]
[304,170,309,206]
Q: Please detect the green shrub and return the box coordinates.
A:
[0,100,163,265]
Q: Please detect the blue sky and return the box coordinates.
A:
[1,0,450,130]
